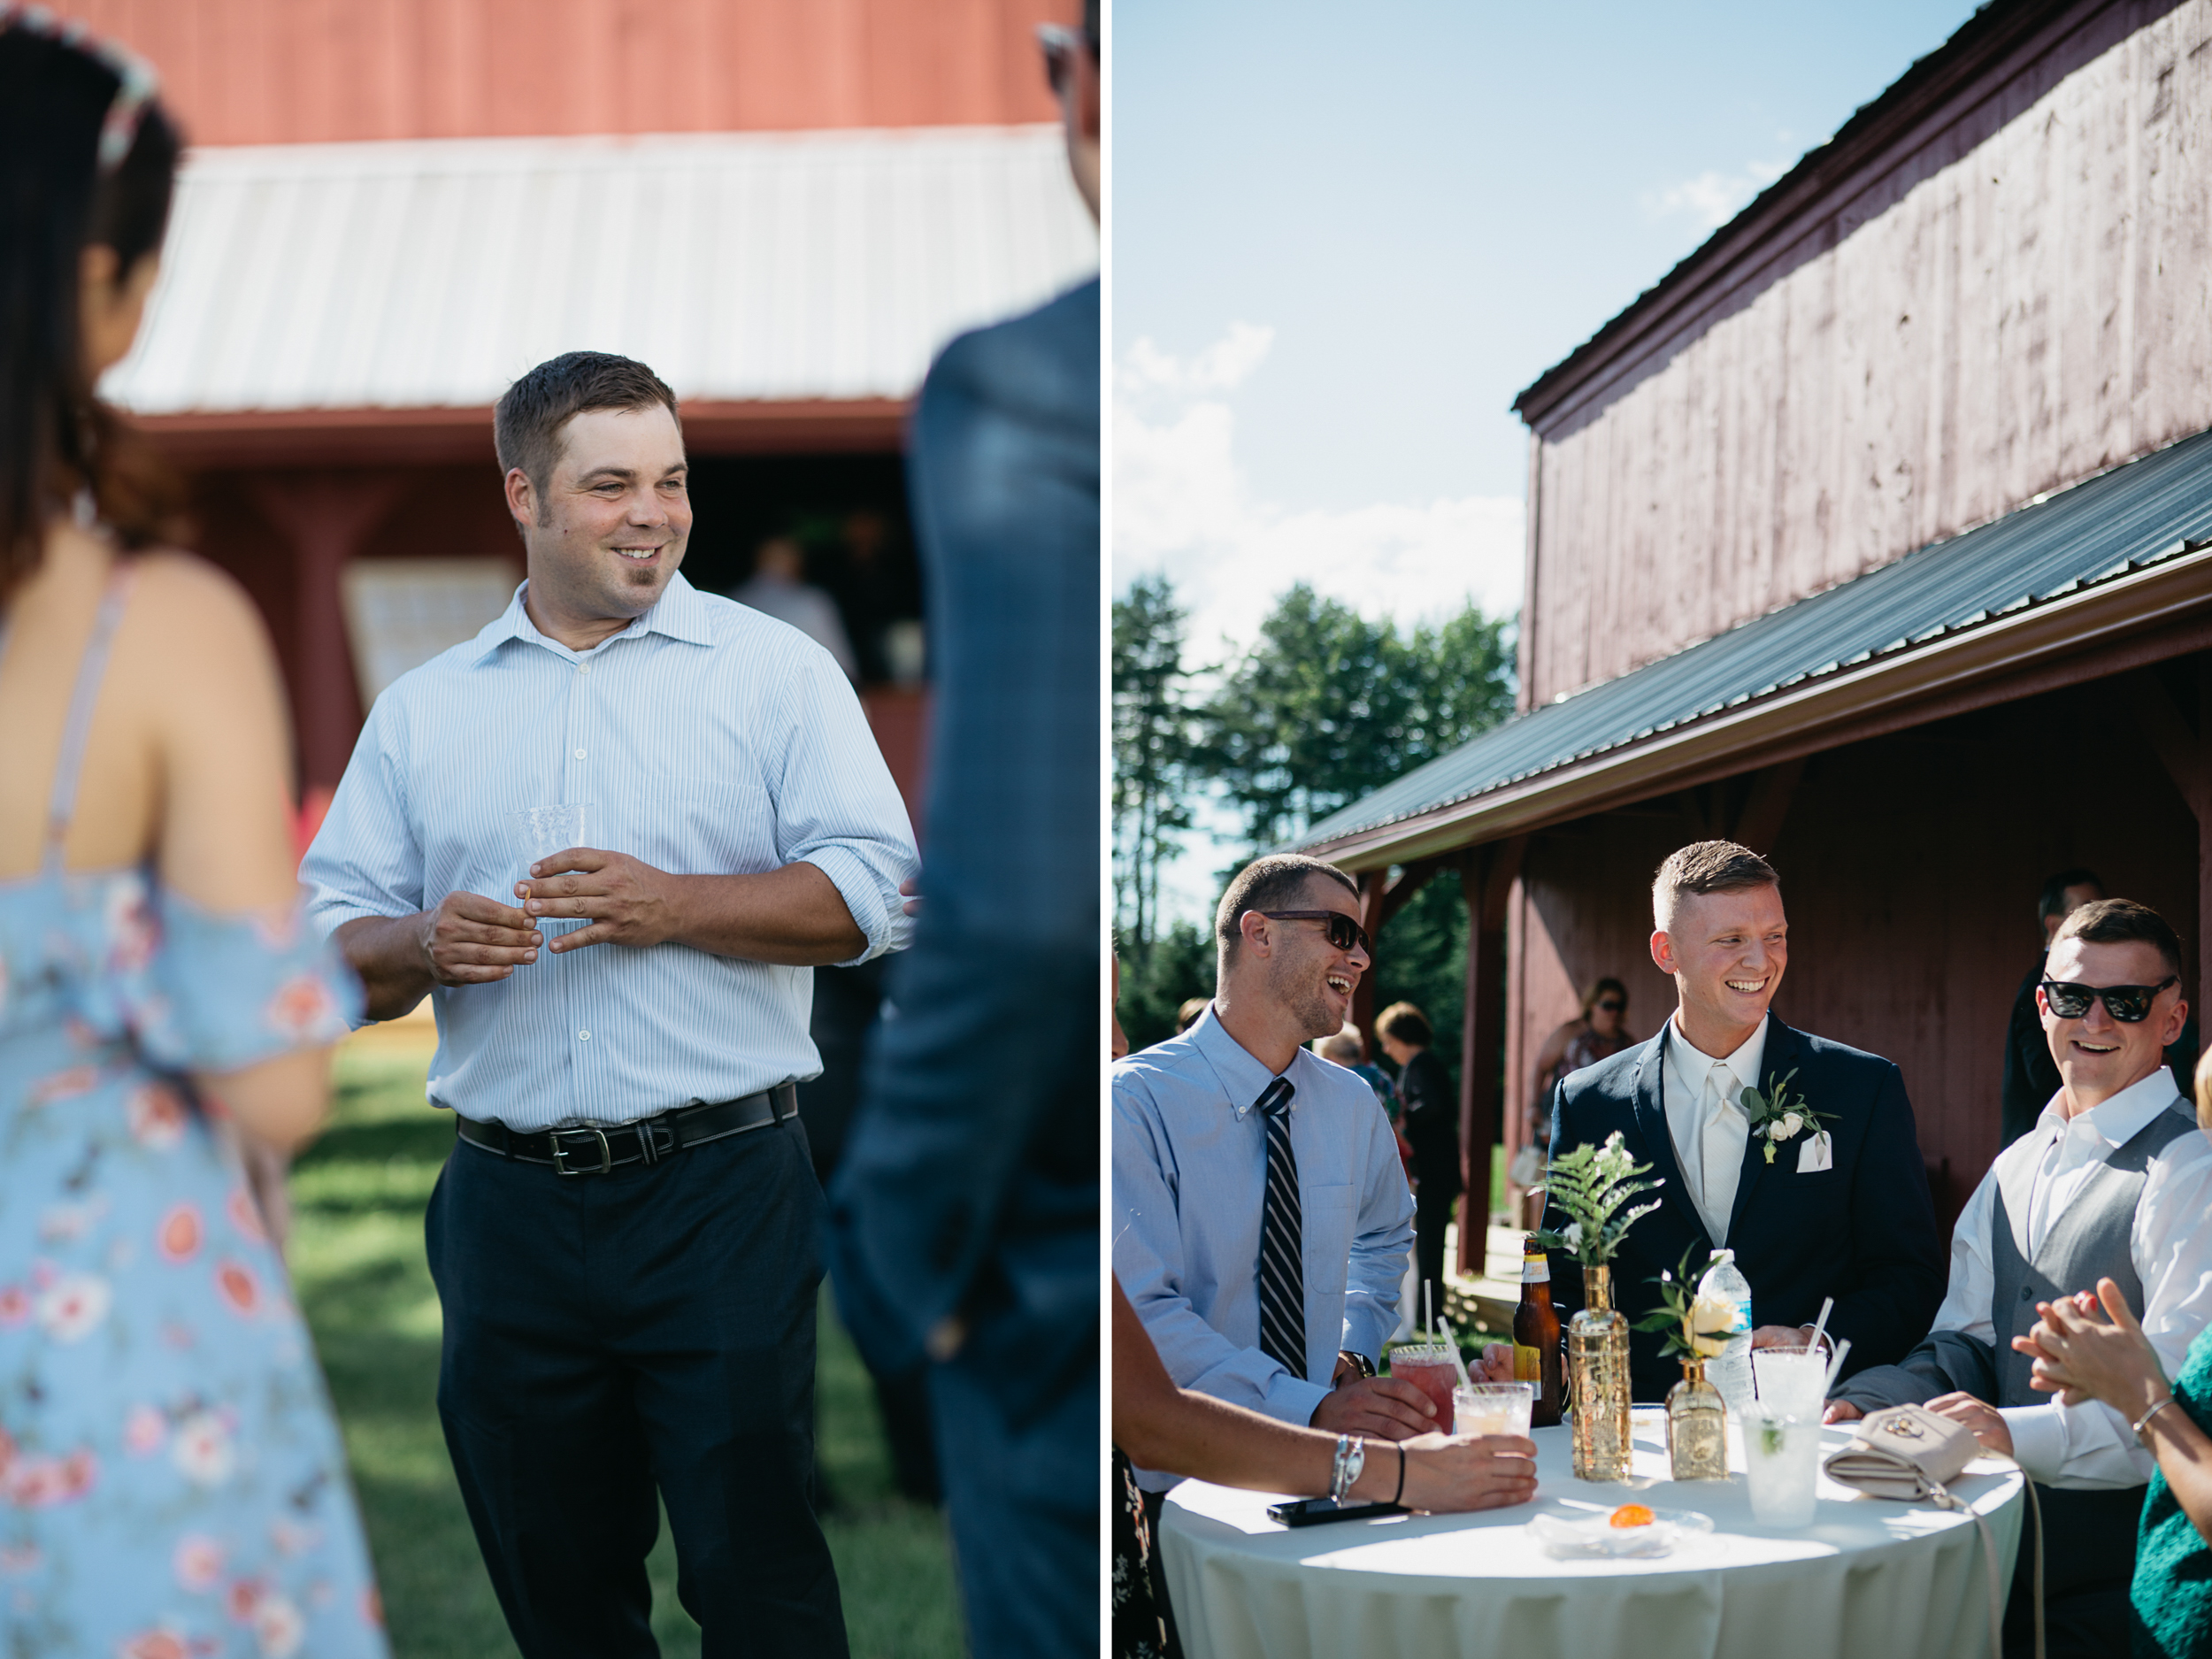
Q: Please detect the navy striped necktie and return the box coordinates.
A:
[1255,1078,1306,1379]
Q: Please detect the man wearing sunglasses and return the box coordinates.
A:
[1830,899,2212,1658]
[1115,855,1445,1518]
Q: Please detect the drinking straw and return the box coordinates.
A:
[1438,1312,1473,1390]
[1819,1338,1853,1397]
[1425,1280,1433,1341]
[1805,1296,1834,1359]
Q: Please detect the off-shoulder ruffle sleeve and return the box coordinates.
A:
[116,879,364,1074]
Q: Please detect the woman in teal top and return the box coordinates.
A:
[2021,1050,2212,1659]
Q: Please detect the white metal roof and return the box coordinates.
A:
[103,126,1098,414]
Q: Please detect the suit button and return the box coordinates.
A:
[2020,1286,2034,1302]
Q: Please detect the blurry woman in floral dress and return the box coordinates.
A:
[0,14,386,1655]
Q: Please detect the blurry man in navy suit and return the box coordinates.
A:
[823,7,1099,1656]
[1534,841,1945,1402]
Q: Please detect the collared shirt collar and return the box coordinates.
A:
[1187,1002,1302,1118]
[469,571,715,666]
[2033,1064,2186,1148]
[1663,1010,1769,1109]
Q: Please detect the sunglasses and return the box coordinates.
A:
[1037,22,1087,97]
[2039,977,2178,1023]
[1256,910,1371,956]
[1594,1000,1625,1013]
[1,4,161,174]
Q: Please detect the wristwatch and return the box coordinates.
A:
[1339,1348,1378,1380]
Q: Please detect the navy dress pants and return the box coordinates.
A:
[425,1116,848,1659]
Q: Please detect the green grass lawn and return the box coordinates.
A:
[289,1042,964,1659]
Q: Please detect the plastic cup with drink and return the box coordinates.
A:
[1388,1343,1461,1429]
[1751,1344,1827,1419]
[1742,1409,1821,1527]
[1454,1380,1534,1438]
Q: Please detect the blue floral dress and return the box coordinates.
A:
[0,572,387,1656]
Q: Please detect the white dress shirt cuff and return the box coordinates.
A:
[1270,1374,1334,1429]
[797,845,899,964]
[1998,1403,2068,1482]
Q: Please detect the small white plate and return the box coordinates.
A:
[1527,1507,1716,1558]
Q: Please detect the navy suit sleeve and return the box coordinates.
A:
[1828,1063,1947,1373]
[825,281,1101,1390]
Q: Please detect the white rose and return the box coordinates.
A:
[1687,1295,1739,1358]
[1774,1111,1804,1140]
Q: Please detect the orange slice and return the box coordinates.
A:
[1608,1503,1655,1529]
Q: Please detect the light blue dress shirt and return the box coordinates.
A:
[1112,1003,1414,1483]
[302,573,918,1131]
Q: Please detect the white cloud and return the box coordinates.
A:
[1641,157,1790,231]
[1111,326,1524,668]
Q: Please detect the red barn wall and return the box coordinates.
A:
[59,0,1066,145]
[1520,0,2212,707]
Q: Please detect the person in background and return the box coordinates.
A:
[1320,1024,1411,1179]
[1175,995,1210,1034]
[1377,1002,1459,1329]
[0,18,384,1650]
[733,534,861,680]
[1527,976,1633,1143]
[2016,1049,2212,1659]
[823,6,1101,1655]
[2002,869,2105,1148]
[1831,900,2212,1659]
[1111,1275,1536,1659]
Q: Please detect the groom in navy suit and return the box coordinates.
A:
[1539,841,1944,1402]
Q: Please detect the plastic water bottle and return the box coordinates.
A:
[1697,1248,1755,1417]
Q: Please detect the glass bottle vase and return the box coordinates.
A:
[1665,1357,1729,1480]
[1568,1264,1632,1481]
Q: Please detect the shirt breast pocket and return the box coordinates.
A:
[1301,1183,1357,1296]
[633,775,780,876]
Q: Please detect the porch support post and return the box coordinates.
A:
[2120,664,2212,1013]
[1455,834,1529,1276]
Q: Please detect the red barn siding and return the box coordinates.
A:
[1522,0,2212,706]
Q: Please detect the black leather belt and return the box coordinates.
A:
[456,1083,799,1175]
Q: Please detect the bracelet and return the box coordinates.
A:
[2133,1395,2180,1440]
[1392,1442,1407,1506]
[1328,1433,1365,1502]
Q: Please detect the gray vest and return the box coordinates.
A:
[1843,1099,2197,1412]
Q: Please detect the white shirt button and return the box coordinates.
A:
[573,749,586,759]
[578,1030,590,1041]
[578,663,592,675]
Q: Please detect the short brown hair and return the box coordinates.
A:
[2052,898,2184,982]
[1215,854,1357,956]
[1653,841,1778,930]
[494,351,681,516]
[1376,1002,1432,1048]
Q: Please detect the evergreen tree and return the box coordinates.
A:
[1111,573,1197,949]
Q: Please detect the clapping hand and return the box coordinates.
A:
[2015,1276,2170,1417]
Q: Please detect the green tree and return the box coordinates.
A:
[1199,586,1515,849]
[1116,919,1216,1056]
[1111,573,1197,949]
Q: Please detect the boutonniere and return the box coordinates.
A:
[1740,1069,1835,1164]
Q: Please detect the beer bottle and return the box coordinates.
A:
[1512,1233,1563,1427]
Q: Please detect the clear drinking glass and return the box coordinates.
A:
[505,804,591,879]
[1389,1344,1461,1427]
[1751,1345,1826,1418]
[1455,1380,1534,1438]
[1743,1410,1820,1527]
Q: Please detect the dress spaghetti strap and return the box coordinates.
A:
[40,562,136,875]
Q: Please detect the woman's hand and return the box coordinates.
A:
[2014,1276,2170,1420]
[1393,1431,1540,1513]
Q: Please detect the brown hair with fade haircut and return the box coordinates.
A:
[1651,840,1778,931]
[2052,898,2185,983]
[493,350,681,528]
[1214,854,1357,963]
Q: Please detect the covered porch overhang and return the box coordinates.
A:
[1295,426,2212,1277]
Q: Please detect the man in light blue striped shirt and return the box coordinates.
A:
[303,352,914,1658]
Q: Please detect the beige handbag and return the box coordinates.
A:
[1821,1403,2039,1659]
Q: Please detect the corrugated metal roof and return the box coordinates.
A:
[1297,425,2212,850]
[101,127,1097,414]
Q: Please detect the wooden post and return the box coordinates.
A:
[1732,757,1806,856]
[2120,664,2212,1015]
[1455,835,1529,1275]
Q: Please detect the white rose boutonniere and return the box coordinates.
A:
[1740,1070,1835,1165]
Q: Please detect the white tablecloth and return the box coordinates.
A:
[1157,1416,2024,1659]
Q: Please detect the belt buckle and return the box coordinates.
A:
[550,1126,612,1177]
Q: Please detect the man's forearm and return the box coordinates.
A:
[662,862,867,964]
[334,913,435,1022]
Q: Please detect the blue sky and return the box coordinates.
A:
[1111,0,1983,922]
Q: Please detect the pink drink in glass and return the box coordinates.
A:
[1390,1345,1460,1427]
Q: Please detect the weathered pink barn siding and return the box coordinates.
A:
[1519,0,2212,707]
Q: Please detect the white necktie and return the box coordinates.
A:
[1701,1065,1736,1241]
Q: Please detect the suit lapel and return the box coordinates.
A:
[1633,1028,1712,1256]
[1726,1015,1797,1240]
